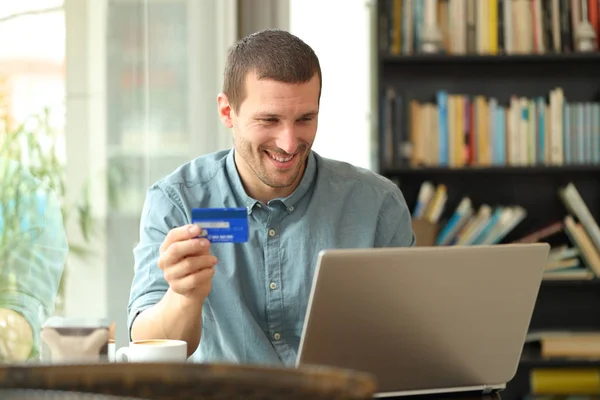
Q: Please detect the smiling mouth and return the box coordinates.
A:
[265,151,295,163]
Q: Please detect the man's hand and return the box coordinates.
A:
[131,224,212,354]
[0,308,33,362]
[158,224,218,303]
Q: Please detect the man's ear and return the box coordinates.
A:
[217,93,234,128]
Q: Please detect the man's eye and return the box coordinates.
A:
[262,118,278,123]
[298,117,313,122]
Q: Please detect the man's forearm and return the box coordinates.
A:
[131,289,203,357]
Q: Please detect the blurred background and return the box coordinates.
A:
[1,1,600,399]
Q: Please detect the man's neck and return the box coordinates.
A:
[253,185,296,204]
[234,153,305,204]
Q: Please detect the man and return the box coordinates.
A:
[0,157,68,361]
[128,29,415,367]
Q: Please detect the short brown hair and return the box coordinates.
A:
[223,29,322,113]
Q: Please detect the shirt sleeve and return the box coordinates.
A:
[127,183,188,340]
[375,186,416,248]
[0,187,68,358]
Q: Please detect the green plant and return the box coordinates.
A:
[0,104,96,314]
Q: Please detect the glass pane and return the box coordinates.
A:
[105,0,195,351]
[0,0,230,365]
[0,0,67,364]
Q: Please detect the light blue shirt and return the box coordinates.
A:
[128,148,415,366]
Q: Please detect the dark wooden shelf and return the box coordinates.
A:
[520,356,600,368]
[541,278,600,287]
[381,52,600,65]
[382,165,600,176]
[519,342,600,368]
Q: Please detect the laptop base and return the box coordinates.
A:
[374,384,505,398]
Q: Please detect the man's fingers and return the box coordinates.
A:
[170,267,215,294]
[159,224,201,254]
[159,238,210,269]
[163,255,218,282]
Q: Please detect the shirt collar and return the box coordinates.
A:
[225,148,317,213]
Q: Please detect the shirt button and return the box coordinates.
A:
[268,229,276,237]
[273,333,281,340]
[288,206,294,212]
[269,282,277,290]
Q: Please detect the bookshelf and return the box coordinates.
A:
[375,0,600,399]
[380,52,600,63]
[386,167,600,244]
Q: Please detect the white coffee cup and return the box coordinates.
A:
[115,339,187,362]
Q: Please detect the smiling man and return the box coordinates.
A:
[224,68,319,203]
[127,29,415,366]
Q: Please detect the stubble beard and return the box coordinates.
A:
[236,136,309,189]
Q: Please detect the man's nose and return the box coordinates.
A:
[274,125,299,154]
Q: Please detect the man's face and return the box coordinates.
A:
[218,71,320,193]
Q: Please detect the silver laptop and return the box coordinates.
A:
[296,243,550,397]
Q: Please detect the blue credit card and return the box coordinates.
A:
[191,207,248,243]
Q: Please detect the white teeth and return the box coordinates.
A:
[268,153,293,162]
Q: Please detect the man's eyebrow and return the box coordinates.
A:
[254,113,281,119]
[299,111,318,118]
[253,111,318,119]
